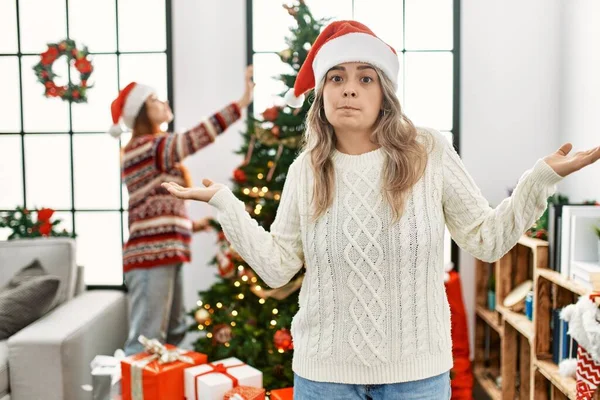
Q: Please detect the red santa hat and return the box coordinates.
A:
[108,82,155,138]
[284,20,399,108]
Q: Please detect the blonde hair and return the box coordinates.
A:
[302,67,430,222]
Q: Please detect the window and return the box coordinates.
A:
[0,0,173,286]
[249,0,461,269]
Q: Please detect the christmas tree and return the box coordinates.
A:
[190,1,325,390]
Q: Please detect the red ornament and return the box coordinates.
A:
[37,208,55,222]
[75,58,93,74]
[274,328,293,351]
[272,126,280,137]
[233,168,247,184]
[41,47,59,66]
[212,324,233,344]
[38,222,52,236]
[262,106,280,122]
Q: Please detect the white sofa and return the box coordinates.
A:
[0,238,128,400]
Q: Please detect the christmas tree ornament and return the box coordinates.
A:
[195,308,211,325]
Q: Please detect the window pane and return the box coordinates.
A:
[19,0,67,53]
[76,212,123,285]
[118,0,166,52]
[21,56,70,132]
[73,134,121,209]
[405,0,453,50]
[119,54,168,100]
[68,0,117,52]
[252,53,294,118]
[404,52,453,131]
[53,211,73,236]
[354,0,403,52]
[307,0,352,22]
[0,57,21,132]
[24,134,72,210]
[253,0,295,52]
[71,55,118,132]
[0,1,18,53]
[0,135,23,208]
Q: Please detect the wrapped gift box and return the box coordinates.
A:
[223,385,265,400]
[121,339,207,400]
[184,357,262,400]
[269,387,293,400]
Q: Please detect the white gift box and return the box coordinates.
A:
[184,357,262,400]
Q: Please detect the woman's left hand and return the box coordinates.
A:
[543,143,600,177]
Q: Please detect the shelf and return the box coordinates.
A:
[536,268,590,296]
[535,359,577,400]
[518,235,549,249]
[496,304,534,342]
[475,305,503,335]
[473,366,501,400]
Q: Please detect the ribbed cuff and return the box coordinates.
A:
[208,187,237,211]
[530,159,564,188]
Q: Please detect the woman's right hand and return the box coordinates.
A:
[237,65,255,109]
[162,179,226,203]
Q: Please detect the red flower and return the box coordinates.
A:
[46,87,58,97]
[72,90,80,99]
[45,81,55,89]
[233,168,247,183]
[262,106,280,122]
[38,222,52,236]
[37,208,55,222]
[75,58,93,74]
[41,47,59,66]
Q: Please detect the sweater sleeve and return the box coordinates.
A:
[442,135,563,262]
[154,102,241,171]
[208,158,304,288]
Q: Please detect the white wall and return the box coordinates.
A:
[558,0,600,203]
[171,0,247,348]
[460,0,562,356]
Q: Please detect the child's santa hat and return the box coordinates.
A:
[108,82,155,138]
[284,20,399,108]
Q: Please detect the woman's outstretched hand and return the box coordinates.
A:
[162,179,226,203]
[544,143,600,177]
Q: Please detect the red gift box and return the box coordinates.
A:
[121,337,207,400]
[270,387,293,400]
[223,385,266,400]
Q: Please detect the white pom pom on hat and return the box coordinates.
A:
[108,82,155,138]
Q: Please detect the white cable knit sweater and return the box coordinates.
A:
[208,127,563,385]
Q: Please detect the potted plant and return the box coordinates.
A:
[0,206,72,240]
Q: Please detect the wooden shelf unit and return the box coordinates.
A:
[473,236,599,400]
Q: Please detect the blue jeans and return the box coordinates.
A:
[123,263,187,356]
[293,371,451,400]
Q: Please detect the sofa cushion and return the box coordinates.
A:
[6,259,46,289]
[0,340,9,398]
[0,270,60,340]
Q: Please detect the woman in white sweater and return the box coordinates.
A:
[164,21,600,399]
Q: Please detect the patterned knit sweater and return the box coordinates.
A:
[121,103,241,272]
[208,127,563,384]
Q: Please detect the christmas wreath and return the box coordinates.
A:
[33,39,93,103]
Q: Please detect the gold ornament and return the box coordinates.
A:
[195,308,211,325]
